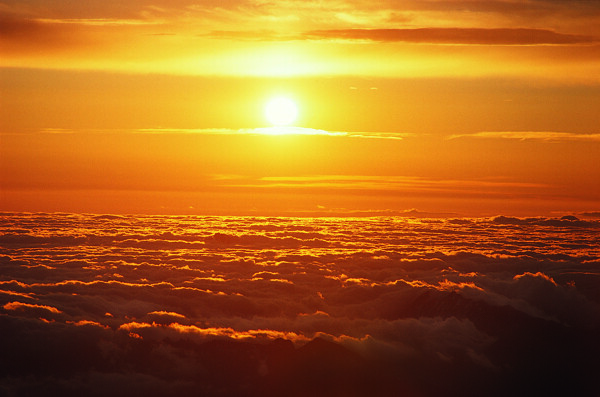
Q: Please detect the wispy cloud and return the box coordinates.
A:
[34,18,162,26]
[219,175,549,199]
[25,127,410,140]
[450,131,600,141]
[137,127,348,137]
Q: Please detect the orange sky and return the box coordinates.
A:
[1,0,599,216]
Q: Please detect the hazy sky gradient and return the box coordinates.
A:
[1,0,599,215]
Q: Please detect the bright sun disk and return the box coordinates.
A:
[265,97,298,126]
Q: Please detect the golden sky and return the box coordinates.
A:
[1,0,600,216]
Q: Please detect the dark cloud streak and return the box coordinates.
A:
[306,27,598,45]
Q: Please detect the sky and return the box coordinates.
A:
[2,3,600,394]
[1,0,600,216]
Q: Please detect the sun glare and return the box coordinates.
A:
[265,97,298,126]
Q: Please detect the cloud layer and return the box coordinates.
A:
[1,212,599,396]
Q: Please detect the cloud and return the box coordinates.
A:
[0,11,97,53]
[450,131,600,141]
[206,25,600,45]
[204,29,299,41]
[579,211,600,219]
[216,174,551,203]
[3,301,62,314]
[0,12,46,36]
[2,0,599,66]
[134,127,410,140]
[1,213,600,396]
[306,28,598,45]
[3,0,600,24]
[16,127,411,141]
[33,17,160,27]
[147,310,186,318]
[492,215,600,228]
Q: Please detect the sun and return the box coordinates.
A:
[265,97,298,126]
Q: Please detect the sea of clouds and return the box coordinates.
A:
[1,213,599,396]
